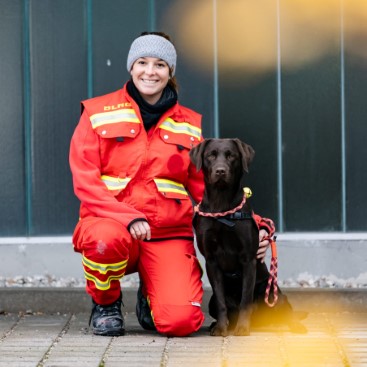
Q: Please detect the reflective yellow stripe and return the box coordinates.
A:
[101,175,131,191]
[84,270,124,291]
[160,118,201,139]
[82,256,127,274]
[147,295,155,324]
[154,178,188,195]
[90,109,140,129]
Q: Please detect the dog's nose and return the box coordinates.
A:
[215,168,226,176]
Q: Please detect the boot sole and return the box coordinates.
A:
[92,327,125,336]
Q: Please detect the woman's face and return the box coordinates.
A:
[130,57,170,105]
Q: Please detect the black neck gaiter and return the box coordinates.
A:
[127,80,178,131]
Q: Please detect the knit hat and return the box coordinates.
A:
[127,34,177,75]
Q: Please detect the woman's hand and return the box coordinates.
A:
[130,221,151,241]
[257,229,270,263]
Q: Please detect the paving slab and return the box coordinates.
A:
[0,309,366,366]
[1,289,367,366]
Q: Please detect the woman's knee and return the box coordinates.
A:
[75,217,131,258]
[85,218,126,241]
[153,304,205,337]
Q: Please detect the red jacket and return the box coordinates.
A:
[69,83,275,239]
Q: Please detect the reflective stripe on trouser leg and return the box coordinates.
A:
[82,256,127,290]
[72,217,133,305]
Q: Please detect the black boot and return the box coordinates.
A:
[89,293,125,336]
[136,281,156,331]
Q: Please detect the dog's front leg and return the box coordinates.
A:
[206,259,229,336]
[234,259,257,336]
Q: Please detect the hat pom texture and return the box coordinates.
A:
[127,35,177,75]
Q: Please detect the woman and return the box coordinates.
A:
[69,32,274,337]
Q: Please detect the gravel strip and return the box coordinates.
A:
[1,272,366,288]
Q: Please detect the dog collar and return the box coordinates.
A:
[194,194,247,218]
[194,187,252,218]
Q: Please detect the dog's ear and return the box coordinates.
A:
[189,139,211,171]
[234,139,255,173]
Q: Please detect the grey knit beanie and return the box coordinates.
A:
[127,34,177,75]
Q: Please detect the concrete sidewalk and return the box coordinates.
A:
[0,288,367,366]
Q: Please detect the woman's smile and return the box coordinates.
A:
[131,57,170,104]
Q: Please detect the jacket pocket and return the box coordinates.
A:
[152,178,193,228]
[101,174,131,196]
[153,178,189,200]
[159,118,201,150]
[93,111,142,139]
[185,253,204,306]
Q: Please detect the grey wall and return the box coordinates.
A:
[0,0,366,236]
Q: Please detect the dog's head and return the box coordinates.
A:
[189,138,255,186]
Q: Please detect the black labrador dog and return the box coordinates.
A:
[190,138,306,336]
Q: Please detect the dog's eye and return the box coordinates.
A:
[206,151,217,160]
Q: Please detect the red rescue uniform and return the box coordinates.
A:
[69,83,274,336]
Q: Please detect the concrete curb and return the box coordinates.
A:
[2,234,367,283]
[1,287,366,314]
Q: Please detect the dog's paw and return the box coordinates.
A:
[210,322,229,337]
[294,310,308,321]
[233,325,250,336]
[210,326,228,337]
[208,321,217,332]
[289,321,308,334]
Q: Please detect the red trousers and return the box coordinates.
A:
[72,217,204,336]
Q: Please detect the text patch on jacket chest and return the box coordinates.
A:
[103,102,132,111]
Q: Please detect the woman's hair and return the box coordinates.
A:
[140,31,179,92]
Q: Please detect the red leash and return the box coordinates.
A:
[264,236,278,307]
